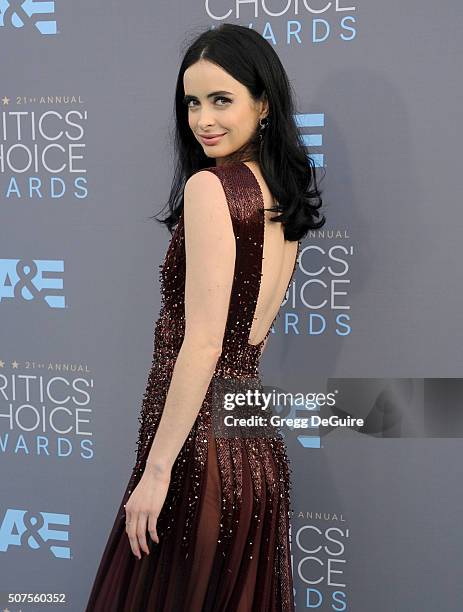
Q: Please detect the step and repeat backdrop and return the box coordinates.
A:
[1,2,462,611]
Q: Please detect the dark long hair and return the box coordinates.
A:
[153,23,326,241]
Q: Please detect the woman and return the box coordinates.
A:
[85,23,325,611]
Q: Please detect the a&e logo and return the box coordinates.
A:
[0,258,66,307]
[0,508,70,558]
[0,0,57,35]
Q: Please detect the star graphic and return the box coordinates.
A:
[1,96,10,105]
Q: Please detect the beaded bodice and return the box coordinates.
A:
[130,161,300,476]
[158,160,282,379]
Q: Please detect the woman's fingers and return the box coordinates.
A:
[147,513,159,544]
[126,514,141,559]
[136,512,150,555]
[123,473,170,558]
[126,510,153,558]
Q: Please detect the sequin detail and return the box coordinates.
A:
[85,161,300,611]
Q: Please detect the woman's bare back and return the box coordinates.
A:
[242,161,299,348]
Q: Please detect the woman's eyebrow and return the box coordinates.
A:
[183,90,234,101]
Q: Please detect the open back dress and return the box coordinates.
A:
[85,161,299,611]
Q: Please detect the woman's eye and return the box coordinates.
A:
[185,97,230,108]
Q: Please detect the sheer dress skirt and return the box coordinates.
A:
[85,424,295,611]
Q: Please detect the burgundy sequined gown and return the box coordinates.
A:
[85,161,299,611]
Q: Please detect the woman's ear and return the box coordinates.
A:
[259,92,269,119]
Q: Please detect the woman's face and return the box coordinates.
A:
[183,59,267,165]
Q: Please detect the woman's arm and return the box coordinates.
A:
[145,170,236,477]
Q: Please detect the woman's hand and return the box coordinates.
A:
[124,465,171,559]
